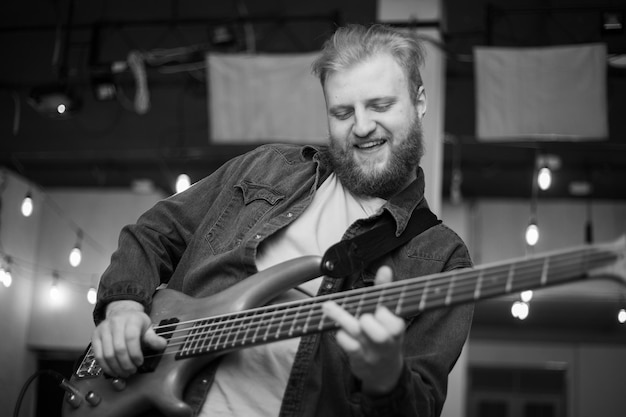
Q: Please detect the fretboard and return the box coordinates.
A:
[166,242,619,360]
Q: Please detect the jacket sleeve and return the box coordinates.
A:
[92,150,254,324]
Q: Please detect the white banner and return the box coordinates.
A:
[207,53,328,144]
[475,43,608,141]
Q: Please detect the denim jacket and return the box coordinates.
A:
[94,143,474,417]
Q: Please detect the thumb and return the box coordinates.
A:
[143,324,168,351]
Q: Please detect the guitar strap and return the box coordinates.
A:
[321,207,441,278]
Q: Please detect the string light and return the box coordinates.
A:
[525,221,540,246]
[175,173,191,193]
[618,309,626,324]
[511,301,530,320]
[69,230,83,267]
[521,290,533,303]
[49,272,61,302]
[87,287,97,305]
[21,192,33,217]
[537,167,552,191]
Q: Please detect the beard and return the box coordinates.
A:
[325,117,424,199]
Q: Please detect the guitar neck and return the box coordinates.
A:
[168,240,621,360]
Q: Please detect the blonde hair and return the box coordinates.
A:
[312,24,426,104]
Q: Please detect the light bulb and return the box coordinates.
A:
[525,223,540,246]
[175,174,191,193]
[618,309,626,324]
[2,270,12,288]
[21,195,33,217]
[57,103,66,114]
[521,290,533,303]
[511,301,529,320]
[69,247,82,267]
[50,283,60,301]
[87,287,97,305]
[538,167,552,190]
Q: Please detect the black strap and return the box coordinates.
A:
[321,207,441,278]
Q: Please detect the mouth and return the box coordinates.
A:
[354,138,387,151]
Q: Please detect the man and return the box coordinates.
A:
[92,23,473,416]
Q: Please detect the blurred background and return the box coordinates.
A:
[1,1,625,416]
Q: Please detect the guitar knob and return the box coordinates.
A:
[85,391,101,406]
[65,392,82,409]
[111,378,127,391]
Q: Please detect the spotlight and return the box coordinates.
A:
[28,84,82,119]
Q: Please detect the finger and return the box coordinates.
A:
[374,265,394,286]
[98,324,127,377]
[91,334,114,377]
[110,319,140,376]
[143,326,168,351]
[374,306,405,336]
[322,301,361,337]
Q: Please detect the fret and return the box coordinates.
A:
[302,302,316,334]
[418,278,430,311]
[354,292,365,317]
[395,284,407,315]
[541,257,550,285]
[288,304,303,336]
[238,313,254,346]
[445,272,456,305]
[275,306,290,339]
[473,270,483,300]
[505,263,515,293]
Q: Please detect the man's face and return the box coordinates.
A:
[323,53,427,199]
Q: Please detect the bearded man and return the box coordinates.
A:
[90,23,473,417]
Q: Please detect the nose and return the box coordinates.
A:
[352,109,376,138]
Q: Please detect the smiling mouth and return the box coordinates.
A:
[354,139,387,150]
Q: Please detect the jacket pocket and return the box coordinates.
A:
[205,180,284,254]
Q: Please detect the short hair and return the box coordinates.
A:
[312,24,426,104]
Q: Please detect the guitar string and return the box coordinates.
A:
[155,249,615,351]
[165,251,614,354]
[133,247,618,360]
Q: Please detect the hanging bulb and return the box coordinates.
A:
[175,174,191,193]
[521,290,533,302]
[21,193,34,217]
[511,301,529,320]
[50,279,60,301]
[87,287,97,305]
[2,270,12,288]
[618,309,626,324]
[525,222,540,246]
[69,247,82,267]
[69,230,83,267]
[537,167,552,191]
[0,268,7,287]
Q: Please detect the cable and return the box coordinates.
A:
[13,369,66,417]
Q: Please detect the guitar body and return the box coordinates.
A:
[62,256,324,417]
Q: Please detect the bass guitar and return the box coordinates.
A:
[61,237,626,417]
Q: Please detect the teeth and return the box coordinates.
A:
[356,139,385,149]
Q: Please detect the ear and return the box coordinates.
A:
[416,85,427,120]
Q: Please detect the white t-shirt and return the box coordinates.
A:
[200,173,385,416]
